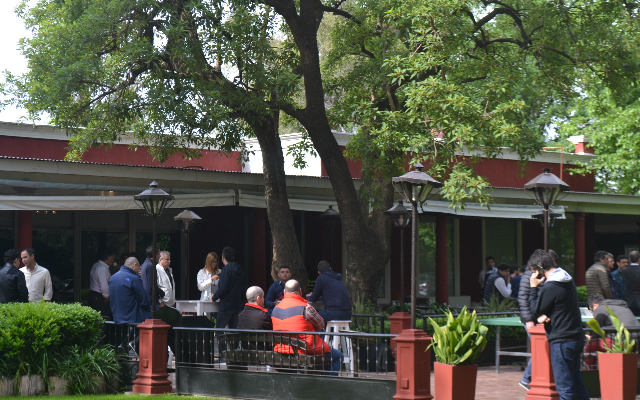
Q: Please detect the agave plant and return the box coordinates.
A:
[427,307,488,365]
[586,306,637,354]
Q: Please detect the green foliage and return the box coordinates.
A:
[427,307,488,365]
[587,306,637,354]
[576,286,588,303]
[56,345,120,394]
[482,295,518,313]
[0,302,103,377]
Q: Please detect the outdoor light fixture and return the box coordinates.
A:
[134,180,174,314]
[392,163,442,328]
[320,204,340,219]
[524,168,569,251]
[385,201,411,312]
[532,210,562,228]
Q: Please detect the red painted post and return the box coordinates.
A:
[389,312,412,335]
[17,211,32,251]
[526,324,559,400]
[574,213,586,286]
[392,329,433,400]
[132,319,173,394]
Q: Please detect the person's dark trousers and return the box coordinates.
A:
[216,310,239,329]
[325,347,343,375]
[319,309,351,322]
[549,339,590,400]
[88,290,111,320]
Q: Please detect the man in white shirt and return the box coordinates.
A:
[89,254,116,318]
[156,251,175,307]
[19,248,53,302]
[482,263,511,302]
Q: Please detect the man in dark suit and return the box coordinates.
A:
[0,248,28,303]
[621,250,640,315]
[237,286,272,330]
[140,245,163,318]
[213,246,245,328]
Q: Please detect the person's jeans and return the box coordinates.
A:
[326,347,343,374]
[522,324,532,384]
[319,309,352,322]
[549,339,590,400]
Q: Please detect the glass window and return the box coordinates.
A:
[484,219,518,266]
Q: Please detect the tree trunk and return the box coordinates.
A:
[251,116,307,286]
[282,1,388,302]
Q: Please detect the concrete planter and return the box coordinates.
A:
[434,362,478,400]
[19,375,45,396]
[598,352,638,400]
[0,377,15,396]
[47,376,69,395]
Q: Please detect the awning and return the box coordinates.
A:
[420,200,565,219]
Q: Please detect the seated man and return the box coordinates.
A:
[308,261,352,322]
[237,286,272,330]
[272,279,342,372]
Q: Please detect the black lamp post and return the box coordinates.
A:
[135,181,174,313]
[174,209,202,299]
[321,205,340,263]
[392,164,442,328]
[385,201,411,312]
[524,168,569,251]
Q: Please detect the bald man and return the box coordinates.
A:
[237,286,272,330]
[272,280,343,372]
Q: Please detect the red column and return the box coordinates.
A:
[393,329,433,400]
[17,211,33,251]
[132,319,173,394]
[389,312,412,335]
[574,213,586,286]
[435,215,448,304]
[526,325,559,400]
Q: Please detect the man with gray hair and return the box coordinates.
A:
[237,286,272,330]
[109,257,150,323]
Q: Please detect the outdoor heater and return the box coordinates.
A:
[174,209,202,299]
[392,163,442,328]
[321,205,340,264]
[524,168,569,251]
[134,180,174,313]
[385,200,411,312]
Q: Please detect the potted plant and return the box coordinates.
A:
[586,306,638,400]
[428,306,488,400]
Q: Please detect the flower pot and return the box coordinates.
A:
[597,352,638,400]
[48,376,69,395]
[19,375,45,396]
[0,377,15,396]
[434,362,477,400]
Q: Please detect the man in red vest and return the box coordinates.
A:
[271,279,343,372]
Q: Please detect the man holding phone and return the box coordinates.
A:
[529,251,589,400]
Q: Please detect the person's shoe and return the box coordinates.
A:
[518,380,530,390]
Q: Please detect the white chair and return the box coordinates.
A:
[324,320,354,372]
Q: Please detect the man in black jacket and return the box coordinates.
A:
[213,246,245,329]
[237,286,272,330]
[0,249,28,303]
[517,249,544,390]
[529,251,589,400]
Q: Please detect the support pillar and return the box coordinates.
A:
[17,211,32,251]
[574,213,586,286]
[389,312,412,335]
[435,214,448,304]
[526,324,559,400]
[132,319,173,394]
[392,329,433,400]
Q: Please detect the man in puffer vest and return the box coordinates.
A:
[271,279,343,372]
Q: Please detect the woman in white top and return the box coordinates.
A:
[196,252,221,301]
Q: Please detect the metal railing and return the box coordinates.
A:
[582,326,640,371]
[352,314,387,333]
[173,327,397,378]
[102,321,140,360]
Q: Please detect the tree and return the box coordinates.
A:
[8,0,307,283]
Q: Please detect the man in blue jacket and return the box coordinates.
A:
[213,246,245,328]
[109,257,150,324]
[308,260,352,322]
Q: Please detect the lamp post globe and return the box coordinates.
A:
[134,180,174,314]
[524,169,569,251]
[391,164,442,328]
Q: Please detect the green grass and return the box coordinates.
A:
[13,395,227,400]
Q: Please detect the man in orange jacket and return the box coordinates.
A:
[271,279,343,372]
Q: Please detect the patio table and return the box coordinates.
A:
[175,300,219,316]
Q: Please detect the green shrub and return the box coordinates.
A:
[576,285,587,302]
[0,302,103,377]
[56,345,120,394]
